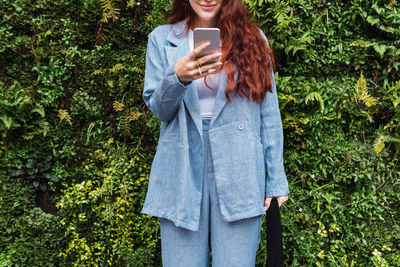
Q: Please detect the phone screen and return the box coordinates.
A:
[193,28,221,61]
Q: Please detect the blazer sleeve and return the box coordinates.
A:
[259,29,290,198]
[142,30,191,122]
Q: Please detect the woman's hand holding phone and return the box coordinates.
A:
[175,41,222,83]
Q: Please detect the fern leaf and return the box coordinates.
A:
[282,115,307,135]
[374,135,385,155]
[59,109,72,125]
[356,72,379,107]
[383,135,400,144]
[107,80,114,88]
[299,81,310,91]
[130,66,143,74]
[92,69,104,76]
[120,117,131,136]
[356,72,367,94]
[119,110,142,136]
[279,93,297,110]
[96,27,107,45]
[393,99,400,108]
[350,40,374,48]
[127,0,135,8]
[305,91,324,113]
[31,104,45,117]
[374,134,400,155]
[113,101,125,112]
[110,63,124,73]
[0,115,14,129]
[387,80,400,107]
[127,111,141,121]
[100,0,120,22]
[363,95,379,107]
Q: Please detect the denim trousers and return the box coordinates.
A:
[159,118,263,267]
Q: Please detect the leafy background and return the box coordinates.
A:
[0,0,399,266]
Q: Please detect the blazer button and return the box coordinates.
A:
[237,124,244,130]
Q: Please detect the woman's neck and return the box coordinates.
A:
[192,17,218,28]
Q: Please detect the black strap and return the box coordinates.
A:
[266,198,284,267]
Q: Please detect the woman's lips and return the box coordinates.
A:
[200,4,216,11]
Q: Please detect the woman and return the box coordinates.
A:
[141,0,290,265]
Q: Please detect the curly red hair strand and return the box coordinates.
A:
[168,0,276,103]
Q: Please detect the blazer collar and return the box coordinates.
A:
[165,19,229,134]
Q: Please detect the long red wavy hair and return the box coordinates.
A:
[168,0,276,103]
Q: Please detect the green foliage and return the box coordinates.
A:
[0,169,65,266]
[246,0,400,265]
[277,120,400,266]
[1,0,157,264]
[1,0,399,265]
[7,155,60,192]
[56,138,159,266]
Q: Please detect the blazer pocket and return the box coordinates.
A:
[159,132,188,147]
[160,133,179,142]
[208,120,264,210]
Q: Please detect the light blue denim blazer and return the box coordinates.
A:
[141,19,290,231]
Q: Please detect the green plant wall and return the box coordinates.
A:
[0,0,399,266]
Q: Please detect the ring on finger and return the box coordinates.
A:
[194,57,202,68]
[194,58,203,75]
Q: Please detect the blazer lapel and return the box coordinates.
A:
[165,20,202,135]
[209,68,228,127]
[165,19,230,134]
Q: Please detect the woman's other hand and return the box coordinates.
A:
[174,41,222,83]
[264,195,288,211]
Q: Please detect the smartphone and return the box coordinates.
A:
[193,28,221,64]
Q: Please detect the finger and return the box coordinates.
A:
[190,41,211,59]
[264,197,272,211]
[202,61,223,72]
[277,196,288,207]
[198,62,223,76]
[183,60,202,77]
[194,40,211,50]
[189,41,210,59]
[197,51,222,66]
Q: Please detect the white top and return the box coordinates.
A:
[188,29,221,120]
